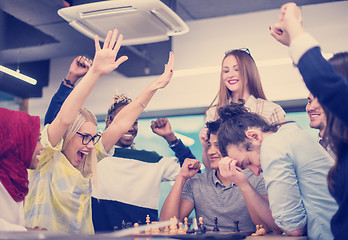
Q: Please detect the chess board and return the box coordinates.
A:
[131,231,250,240]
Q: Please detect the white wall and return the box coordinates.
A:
[29,1,348,120]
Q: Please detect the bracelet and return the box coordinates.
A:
[134,99,146,108]
[169,138,180,147]
[63,78,75,88]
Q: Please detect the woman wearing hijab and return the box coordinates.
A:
[0,107,43,231]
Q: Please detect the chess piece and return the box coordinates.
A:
[258,225,266,236]
[251,225,260,236]
[183,217,189,233]
[145,215,151,234]
[133,222,140,235]
[163,226,170,234]
[169,217,178,234]
[213,216,220,232]
[251,224,266,236]
[126,222,132,229]
[197,217,206,234]
[151,222,160,235]
[177,222,185,234]
[233,221,240,232]
[121,220,126,229]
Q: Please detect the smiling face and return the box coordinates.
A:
[226,142,262,176]
[207,133,223,170]
[62,121,97,168]
[106,106,138,148]
[306,93,326,136]
[222,55,243,94]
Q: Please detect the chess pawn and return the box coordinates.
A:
[151,222,160,235]
[251,224,262,236]
[133,222,140,235]
[163,226,170,234]
[197,217,206,234]
[183,217,189,233]
[177,222,185,234]
[258,225,266,236]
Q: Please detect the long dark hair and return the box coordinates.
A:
[217,100,281,157]
[326,52,348,192]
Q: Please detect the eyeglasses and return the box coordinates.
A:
[225,48,252,57]
[76,132,101,145]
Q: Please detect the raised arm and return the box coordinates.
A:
[48,29,128,146]
[101,52,175,152]
[159,158,200,222]
[44,56,92,125]
[270,2,348,125]
[199,127,212,171]
[151,118,196,165]
[219,157,282,234]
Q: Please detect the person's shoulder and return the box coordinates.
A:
[114,148,163,163]
[255,97,283,110]
[205,106,217,122]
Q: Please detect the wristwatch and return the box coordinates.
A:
[169,138,180,147]
[63,78,75,88]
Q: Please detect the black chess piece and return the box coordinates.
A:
[121,220,126,229]
[233,221,240,232]
[213,216,220,232]
[126,222,132,228]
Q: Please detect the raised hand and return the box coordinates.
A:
[218,157,248,187]
[149,51,174,90]
[66,56,92,84]
[270,2,304,46]
[91,29,128,76]
[151,118,174,138]
[179,158,201,180]
[199,127,209,150]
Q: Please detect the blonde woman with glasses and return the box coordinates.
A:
[24,29,175,234]
[200,49,286,170]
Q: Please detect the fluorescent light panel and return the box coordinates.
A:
[0,65,37,85]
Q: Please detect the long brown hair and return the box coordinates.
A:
[326,52,348,192]
[207,49,266,119]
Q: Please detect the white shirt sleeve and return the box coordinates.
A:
[289,32,320,65]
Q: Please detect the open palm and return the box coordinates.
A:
[92,29,128,76]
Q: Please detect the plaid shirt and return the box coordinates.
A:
[24,125,110,234]
[206,95,286,124]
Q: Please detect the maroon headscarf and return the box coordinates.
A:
[0,107,40,202]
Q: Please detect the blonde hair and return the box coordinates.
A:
[62,107,98,178]
[207,49,266,120]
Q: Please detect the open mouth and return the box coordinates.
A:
[77,151,85,162]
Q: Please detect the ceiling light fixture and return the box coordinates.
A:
[0,65,37,85]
